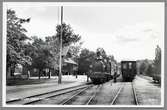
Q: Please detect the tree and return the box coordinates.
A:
[146,64,154,76]
[7,9,31,77]
[96,47,107,59]
[139,59,153,75]
[78,49,96,74]
[25,23,82,79]
[139,60,148,75]
[55,23,81,47]
[29,37,55,79]
[45,23,82,67]
[45,35,60,70]
[67,42,83,61]
[154,45,161,75]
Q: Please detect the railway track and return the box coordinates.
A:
[85,84,102,105]
[7,81,139,105]
[110,82,139,105]
[6,83,93,105]
[58,84,102,105]
[59,85,91,105]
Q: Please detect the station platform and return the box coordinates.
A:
[6,75,88,102]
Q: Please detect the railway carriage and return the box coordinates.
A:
[121,61,137,81]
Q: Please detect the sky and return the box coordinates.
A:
[4,2,164,62]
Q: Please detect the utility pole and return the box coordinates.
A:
[58,6,63,84]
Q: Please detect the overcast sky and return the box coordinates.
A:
[4,2,164,62]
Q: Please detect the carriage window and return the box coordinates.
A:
[129,62,132,69]
[123,64,127,69]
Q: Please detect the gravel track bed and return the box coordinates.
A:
[113,82,135,105]
[91,81,122,105]
[66,85,99,105]
[31,90,81,105]
[133,76,161,105]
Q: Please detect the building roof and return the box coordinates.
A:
[64,58,78,65]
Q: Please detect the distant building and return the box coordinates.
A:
[63,58,78,75]
[6,63,29,79]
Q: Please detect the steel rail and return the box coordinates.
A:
[6,84,90,105]
[110,83,125,105]
[24,84,92,105]
[60,85,92,105]
[86,84,102,105]
[131,82,139,105]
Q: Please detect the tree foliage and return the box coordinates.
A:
[96,47,107,58]
[146,64,154,76]
[56,23,81,47]
[78,49,96,74]
[139,59,150,75]
[7,9,31,75]
[28,23,82,78]
[66,42,83,61]
[7,9,82,78]
[154,45,161,74]
[30,37,54,69]
[78,47,116,74]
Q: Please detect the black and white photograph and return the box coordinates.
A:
[2,2,164,107]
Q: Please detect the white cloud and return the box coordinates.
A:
[5,2,164,61]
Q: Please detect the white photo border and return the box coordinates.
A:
[2,2,165,108]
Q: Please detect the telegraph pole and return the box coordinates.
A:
[58,6,63,84]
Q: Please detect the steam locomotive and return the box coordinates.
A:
[89,56,116,84]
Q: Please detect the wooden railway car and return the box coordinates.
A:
[121,61,137,81]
